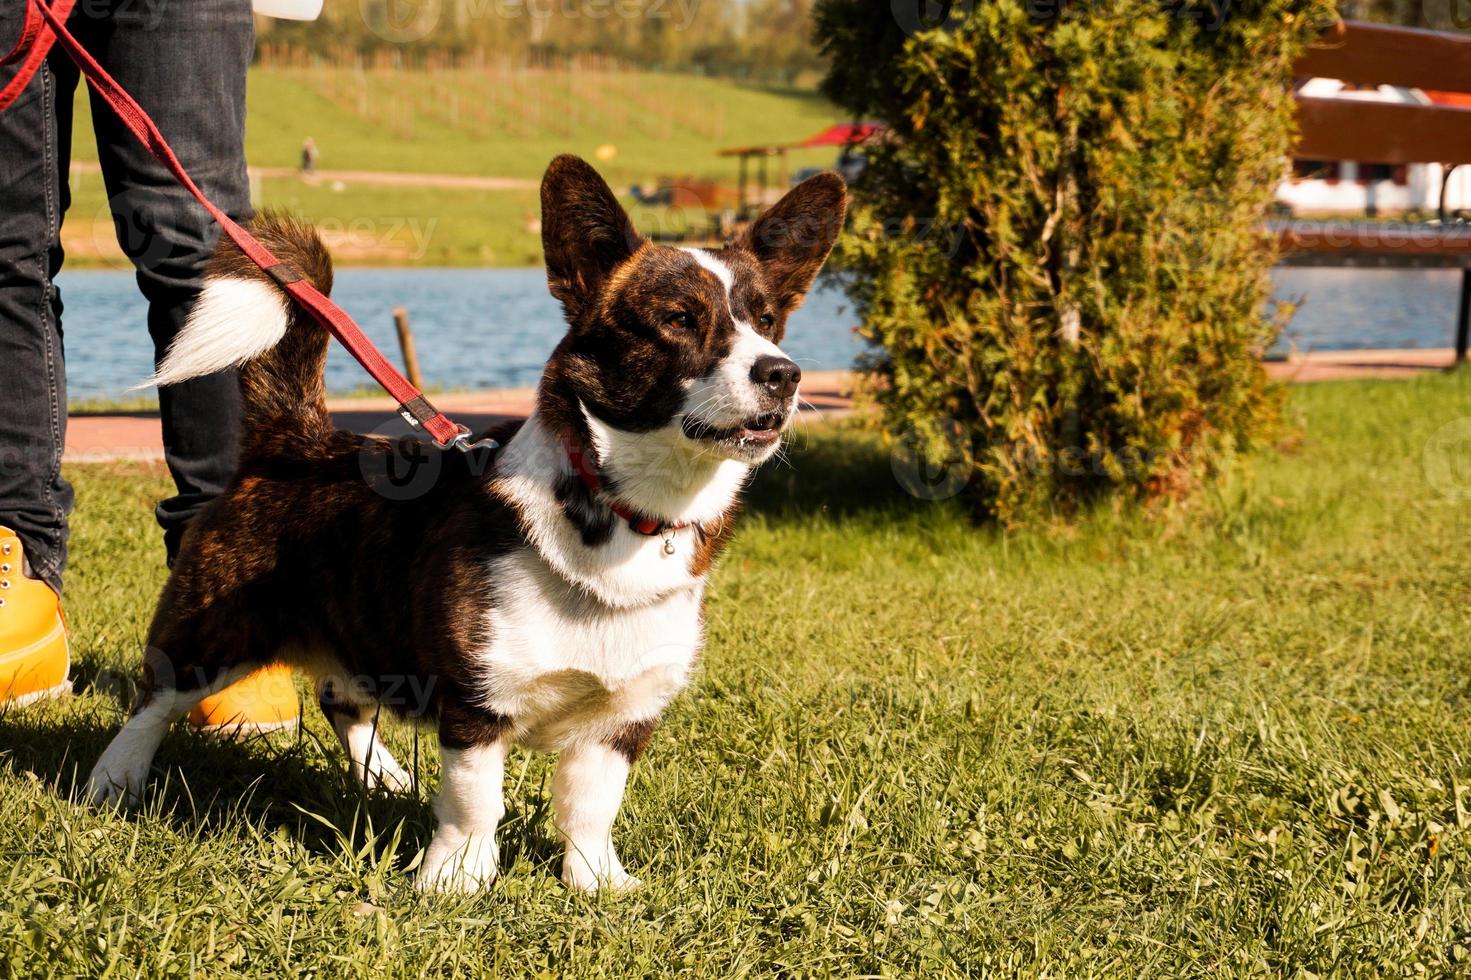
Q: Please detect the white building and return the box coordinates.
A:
[1276,78,1471,217]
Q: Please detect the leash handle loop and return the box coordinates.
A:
[0,0,74,111]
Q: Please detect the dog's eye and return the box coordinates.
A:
[666,312,695,330]
[758,313,775,330]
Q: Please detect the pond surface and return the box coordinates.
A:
[53,266,1463,401]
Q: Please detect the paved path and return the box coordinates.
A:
[62,354,1459,463]
[1263,347,1457,381]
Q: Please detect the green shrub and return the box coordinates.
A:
[815,0,1336,524]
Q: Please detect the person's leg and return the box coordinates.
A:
[84,0,295,730]
[0,14,78,597]
[84,0,253,562]
[0,11,79,705]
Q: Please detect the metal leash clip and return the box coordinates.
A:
[440,424,500,454]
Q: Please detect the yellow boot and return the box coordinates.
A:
[0,527,70,706]
[187,663,300,736]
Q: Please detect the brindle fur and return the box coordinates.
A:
[108,156,845,871]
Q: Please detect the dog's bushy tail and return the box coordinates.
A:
[148,211,335,455]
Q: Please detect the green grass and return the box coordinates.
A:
[71,66,842,182]
[236,67,839,183]
[252,178,545,267]
[64,171,544,269]
[65,395,162,416]
[5,374,1471,975]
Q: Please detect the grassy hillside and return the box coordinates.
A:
[4,373,1471,975]
[64,172,545,269]
[71,65,843,182]
[62,65,843,267]
[245,67,842,183]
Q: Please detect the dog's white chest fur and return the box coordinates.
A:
[479,414,731,749]
[476,547,703,749]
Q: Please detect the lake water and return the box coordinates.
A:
[53,266,1465,402]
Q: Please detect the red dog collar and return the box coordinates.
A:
[562,433,693,538]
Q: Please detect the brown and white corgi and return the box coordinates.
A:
[86,155,845,893]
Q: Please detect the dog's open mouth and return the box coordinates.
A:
[683,411,787,446]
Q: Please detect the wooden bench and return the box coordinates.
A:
[1284,20,1471,361]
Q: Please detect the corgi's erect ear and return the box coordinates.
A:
[738,172,847,316]
[540,154,644,319]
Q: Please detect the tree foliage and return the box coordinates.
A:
[816,0,1337,524]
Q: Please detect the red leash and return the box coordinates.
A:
[1,0,481,451]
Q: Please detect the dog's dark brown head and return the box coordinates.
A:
[538,154,846,464]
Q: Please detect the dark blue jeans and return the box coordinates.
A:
[0,0,253,595]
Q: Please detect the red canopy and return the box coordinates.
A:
[1425,89,1471,109]
[800,123,883,148]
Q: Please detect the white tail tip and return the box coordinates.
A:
[140,277,290,389]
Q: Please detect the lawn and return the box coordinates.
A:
[62,170,544,270]
[70,65,843,183]
[3,373,1471,975]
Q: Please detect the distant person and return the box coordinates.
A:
[301,136,318,175]
[0,0,298,729]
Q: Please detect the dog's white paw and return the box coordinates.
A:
[85,755,147,809]
[361,755,413,794]
[562,853,642,895]
[417,831,499,893]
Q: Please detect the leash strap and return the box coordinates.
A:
[1,0,466,448]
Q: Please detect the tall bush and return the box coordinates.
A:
[815,0,1335,523]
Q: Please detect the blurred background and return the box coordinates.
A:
[57,0,1471,403]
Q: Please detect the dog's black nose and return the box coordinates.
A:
[750,355,801,399]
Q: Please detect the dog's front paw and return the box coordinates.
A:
[85,750,149,809]
[363,755,413,794]
[417,831,498,893]
[85,768,143,809]
[562,852,642,895]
